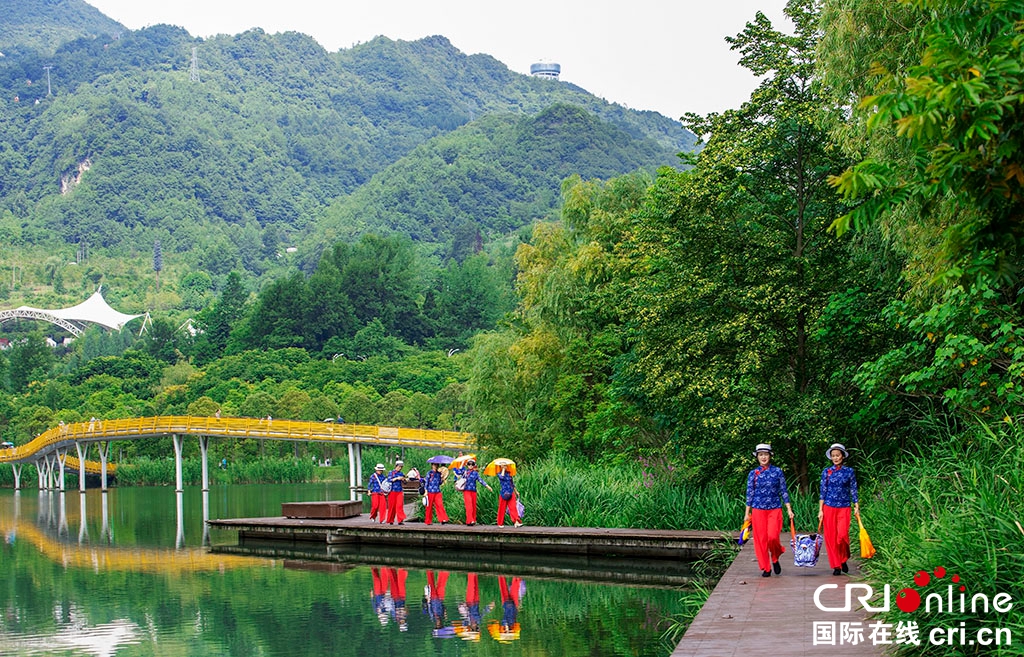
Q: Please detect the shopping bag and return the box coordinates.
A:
[856,513,876,559]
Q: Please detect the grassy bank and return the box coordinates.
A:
[857,423,1024,655]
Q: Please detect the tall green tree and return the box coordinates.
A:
[628,0,857,486]
[826,0,1024,287]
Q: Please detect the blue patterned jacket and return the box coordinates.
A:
[746,465,791,510]
[425,469,443,493]
[819,465,858,508]
[368,471,387,494]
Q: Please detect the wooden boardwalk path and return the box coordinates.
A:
[673,534,884,656]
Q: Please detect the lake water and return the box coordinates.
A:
[0,484,695,656]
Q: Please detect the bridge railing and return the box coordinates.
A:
[0,416,474,464]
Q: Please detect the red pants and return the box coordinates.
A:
[386,490,406,524]
[427,570,449,599]
[497,492,521,526]
[369,493,387,522]
[371,567,386,597]
[751,507,784,572]
[425,492,449,524]
[463,490,478,524]
[466,573,479,604]
[499,576,521,607]
[822,504,852,569]
[386,567,407,598]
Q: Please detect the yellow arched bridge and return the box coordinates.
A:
[0,416,473,494]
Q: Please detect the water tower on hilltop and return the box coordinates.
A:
[530,61,561,79]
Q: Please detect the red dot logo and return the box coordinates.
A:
[960,585,966,592]
[897,588,921,613]
[934,566,947,578]
[952,574,960,583]
[914,570,930,586]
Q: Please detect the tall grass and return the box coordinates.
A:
[419,455,819,531]
[858,422,1024,655]
[115,456,315,485]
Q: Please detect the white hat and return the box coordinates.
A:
[375,463,385,470]
[395,460,404,466]
[753,443,773,456]
[826,443,849,459]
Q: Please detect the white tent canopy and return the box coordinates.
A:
[0,289,143,335]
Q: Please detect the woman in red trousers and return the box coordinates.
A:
[459,460,492,526]
[743,443,794,577]
[368,463,388,523]
[818,443,859,576]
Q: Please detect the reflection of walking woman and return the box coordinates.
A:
[368,464,388,523]
[496,465,522,528]
[744,443,794,577]
[818,442,859,576]
[461,460,492,526]
[424,463,450,525]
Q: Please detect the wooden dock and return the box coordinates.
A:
[207,511,725,560]
[673,535,883,656]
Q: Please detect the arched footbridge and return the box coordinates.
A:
[0,416,473,494]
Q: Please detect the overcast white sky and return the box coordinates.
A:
[85,0,790,119]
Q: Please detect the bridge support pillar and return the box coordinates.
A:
[11,464,21,490]
[36,459,45,489]
[355,443,363,501]
[43,455,52,490]
[200,436,210,492]
[348,443,356,501]
[75,441,88,492]
[56,448,68,492]
[98,442,109,491]
[173,434,184,493]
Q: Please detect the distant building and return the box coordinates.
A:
[530,62,561,79]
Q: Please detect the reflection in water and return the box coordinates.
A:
[490,576,523,643]
[425,570,454,637]
[175,491,184,549]
[0,617,140,657]
[78,493,88,544]
[0,485,691,657]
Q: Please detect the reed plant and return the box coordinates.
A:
[431,454,819,531]
[115,456,315,485]
[857,422,1024,655]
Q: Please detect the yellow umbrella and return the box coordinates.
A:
[856,513,876,559]
[450,454,476,470]
[483,458,516,477]
[487,621,521,643]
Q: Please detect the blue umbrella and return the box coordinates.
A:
[426,455,454,465]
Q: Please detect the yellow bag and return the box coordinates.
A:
[856,513,876,559]
[738,519,752,545]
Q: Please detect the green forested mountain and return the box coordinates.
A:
[0,2,695,289]
[314,103,675,245]
[0,0,124,56]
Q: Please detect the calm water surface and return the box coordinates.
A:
[0,485,690,656]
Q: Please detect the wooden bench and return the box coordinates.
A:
[281,500,362,519]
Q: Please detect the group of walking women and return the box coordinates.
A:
[744,442,860,577]
[365,458,524,528]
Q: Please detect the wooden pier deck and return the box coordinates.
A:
[207,510,726,560]
[673,534,884,656]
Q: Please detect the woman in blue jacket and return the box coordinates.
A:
[743,444,795,577]
[818,443,859,576]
